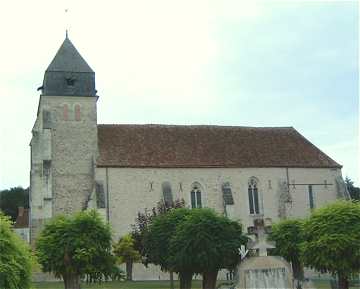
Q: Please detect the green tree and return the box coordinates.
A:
[145,208,192,289]
[132,198,185,289]
[345,177,360,200]
[268,219,304,286]
[36,210,117,289]
[0,212,33,289]
[0,187,29,221]
[301,200,360,289]
[169,208,247,289]
[113,234,141,281]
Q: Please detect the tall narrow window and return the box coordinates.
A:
[308,185,315,209]
[63,104,69,120]
[43,160,51,177]
[248,178,260,214]
[75,104,81,121]
[222,183,234,205]
[42,110,52,129]
[162,182,173,207]
[96,182,106,209]
[190,183,202,208]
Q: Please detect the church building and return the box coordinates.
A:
[30,37,348,279]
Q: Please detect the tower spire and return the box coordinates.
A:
[42,37,95,96]
[65,8,69,39]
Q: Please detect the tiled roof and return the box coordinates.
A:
[97,124,341,168]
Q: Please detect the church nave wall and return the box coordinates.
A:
[95,167,341,241]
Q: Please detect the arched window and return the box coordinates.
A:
[162,182,173,207]
[63,104,69,121]
[222,182,234,205]
[75,104,81,121]
[248,177,260,214]
[190,183,202,208]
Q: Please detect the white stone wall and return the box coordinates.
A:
[95,166,342,280]
[96,167,342,241]
[30,95,98,243]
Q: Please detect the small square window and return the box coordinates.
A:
[66,78,75,86]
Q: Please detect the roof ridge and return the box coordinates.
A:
[97,123,295,129]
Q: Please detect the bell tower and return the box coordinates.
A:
[30,36,98,243]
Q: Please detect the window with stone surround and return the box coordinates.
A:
[75,104,81,121]
[190,183,202,208]
[96,182,106,209]
[222,182,234,205]
[162,182,173,207]
[248,177,260,215]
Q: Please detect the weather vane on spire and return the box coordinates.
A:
[65,8,69,38]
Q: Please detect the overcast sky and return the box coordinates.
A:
[0,1,358,190]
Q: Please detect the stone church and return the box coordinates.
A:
[30,37,348,279]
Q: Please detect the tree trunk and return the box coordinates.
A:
[202,271,218,289]
[292,260,304,289]
[338,273,349,289]
[63,272,81,289]
[179,271,192,289]
[170,271,174,289]
[126,260,133,281]
[292,261,304,281]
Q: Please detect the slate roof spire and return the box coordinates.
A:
[42,36,96,96]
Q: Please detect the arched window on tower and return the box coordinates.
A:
[75,104,81,121]
[162,182,173,207]
[63,104,69,121]
[190,183,202,208]
[248,177,260,215]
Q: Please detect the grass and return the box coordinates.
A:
[32,280,203,289]
[32,279,360,289]
[310,279,359,289]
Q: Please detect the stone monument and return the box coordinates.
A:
[234,219,294,289]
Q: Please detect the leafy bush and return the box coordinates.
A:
[0,212,33,289]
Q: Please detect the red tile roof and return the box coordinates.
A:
[97,124,341,168]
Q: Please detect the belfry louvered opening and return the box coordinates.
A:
[222,183,234,205]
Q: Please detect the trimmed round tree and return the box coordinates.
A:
[0,212,33,289]
[268,219,304,288]
[170,208,248,289]
[36,210,116,289]
[301,200,360,289]
[145,208,193,289]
